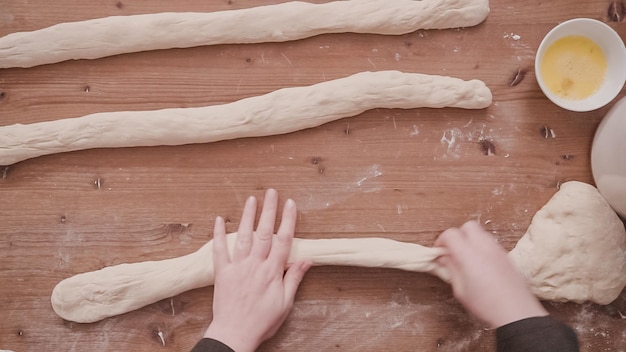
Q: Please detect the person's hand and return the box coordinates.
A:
[203,189,311,352]
[435,221,548,328]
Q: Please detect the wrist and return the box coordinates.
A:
[489,297,549,328]
[204,323,260,352]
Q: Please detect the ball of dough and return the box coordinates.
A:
[509,181,626,305]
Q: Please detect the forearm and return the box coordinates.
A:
[190,338,235,352]
[496,316,579,352]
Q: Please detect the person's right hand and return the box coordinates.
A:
[434,221,548,328]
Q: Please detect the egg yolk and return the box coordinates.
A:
[540,35,607,100]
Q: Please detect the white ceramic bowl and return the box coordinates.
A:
[535,18,626,112]
[591,97,626,218]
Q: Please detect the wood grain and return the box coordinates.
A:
[1,1,625,351]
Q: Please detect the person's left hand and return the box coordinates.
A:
[203,189,311,352]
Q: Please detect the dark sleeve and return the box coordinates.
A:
[496,316,579,352]
[190,338,235,352]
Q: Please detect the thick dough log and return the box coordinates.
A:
[0,70,492,165]
[0,0,490,68]
[51,236,448,323]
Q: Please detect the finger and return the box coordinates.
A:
[283,260,311,305]
[430,262,453,283]
[269,198,297,266]
[460,220,503,251]
[460,220,481,230]
[460,220,489,239]
[435,251,459,271]
[435,254,462,290]
[233,195,257,261]
[251,188,279,259]
[436,253,452,267]
[212,216,230,268]
[434,227,466,252]
[434,227,467,270]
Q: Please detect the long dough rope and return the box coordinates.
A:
[49,184,626,323]
[51,235,450,324]
[0,0,490,69]
[0,70,492,165]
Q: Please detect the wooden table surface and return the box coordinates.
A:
[1,1,625,351]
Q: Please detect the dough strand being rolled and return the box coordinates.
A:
[0,70,492,165]
[50,182,626,323]
[51,236,449,324]
[0,0,490,68]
